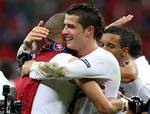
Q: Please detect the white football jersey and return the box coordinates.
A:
[30,48,121,98]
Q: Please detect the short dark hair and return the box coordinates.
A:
[104,26,142,58]
[129,31,142,58]
[66,3,105,42]
[104,26,133,48]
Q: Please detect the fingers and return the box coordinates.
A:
[122,14,134,22]
[121,14,133,22]
[37,20,44,27]
[106,14,134,29]
[23,22,49,48]
[115,14,133,24]
[126,14,134,21]
[21,60,35,75]
[32,26,49,35]
[30,20,49,39]
[126,14,134,19]
[32,20,49,38]
[29,26,49,40]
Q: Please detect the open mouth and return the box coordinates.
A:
[66,37,73,41]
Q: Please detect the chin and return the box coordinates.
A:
[67,45,72,49]
[66,43,71,48]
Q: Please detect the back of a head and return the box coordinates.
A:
[44,13,65,41]
[66,3,105,42]
[129,30,142,58]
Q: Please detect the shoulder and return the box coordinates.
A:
[52,53,75,61]
[90,48,118,64]
[50,53,78,65]
[92,48,120,77]
[92,48,114,58]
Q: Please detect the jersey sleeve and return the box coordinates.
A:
[17,42,39,67]
[16,44,33,67]
[30,53,112,80]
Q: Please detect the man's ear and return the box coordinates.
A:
[121,47,129,58]
[85,26,94,37]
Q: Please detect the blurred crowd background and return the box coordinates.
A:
[0,0,150,79]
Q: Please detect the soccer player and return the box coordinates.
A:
[21,3,121,114]
[16,13,77,114]
[18,4,133,114]
[99,26,150,114]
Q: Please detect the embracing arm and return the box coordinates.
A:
[17,20,49,56]
[76,79,124,114]
[21,20,49,52]
[21,53,79,79]
[24,53,111,80]
[17,21,49,67]
[21,52,112,80]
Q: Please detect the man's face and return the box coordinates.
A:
[99,33,124,63]
[62,14,88,52]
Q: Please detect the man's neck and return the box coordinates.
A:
[76,44,98,57]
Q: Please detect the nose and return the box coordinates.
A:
[62,26,69,37]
